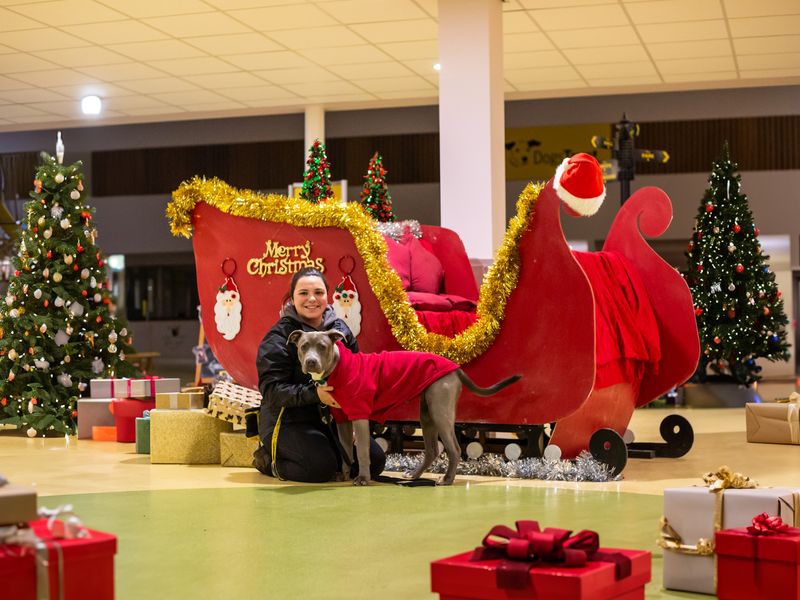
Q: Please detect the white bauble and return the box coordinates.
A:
[43,228,52,239]
[52,272,62,283]
[108,344,117,354]
[64,255,73,265]
[34,358,49,370]
[5,295,13,306]
[9,309,18,318]
[55,330,69,346]
[119,351,125,361]
[65,325,73,335]
[90,277,97,288]
[80,268,89,279]
[91,358,104,374]
[93,293,101,302]
[108,331,117,343]
[51,205,63,219]
[26,427,37,438]
[70,190,80,200]
[57,373,72,387]
[68,303,84,317]
[8,348,18,361]
[39,323,47,333]
[78,381,87,391]
[54,296,64,307]
[120,328,127,337]
[64,355,71,363]
[27,400,34,413]
[59,218,70,229]
[54,173,65,184]
[43,268,49,279]
[33,289,42,299]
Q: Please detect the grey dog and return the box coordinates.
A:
[288,329,520,486]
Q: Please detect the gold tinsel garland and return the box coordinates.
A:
[167,177,543,364]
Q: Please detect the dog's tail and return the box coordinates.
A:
[455,369,521,397]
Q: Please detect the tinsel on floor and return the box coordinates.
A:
[384,451,621,482]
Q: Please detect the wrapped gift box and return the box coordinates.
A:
[716,525,800,600]
[89,378,130,399]
[111,399,155,443]
[431,548,651,599]
[0,482,37,526]
[0,518,116,600]
[129,377,181,399]
[150,409,232,464]
[135,413,150,454]
[662,486,795,594]
[746,402,799,445]
[77,399,114,440]
[220,432,259,467]
[155,391,204,411]
[92,426,116,442]
[206,381,262,426]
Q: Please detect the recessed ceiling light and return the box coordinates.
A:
[433,63,441,71]
[81,95,102,115]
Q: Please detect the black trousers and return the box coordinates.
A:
[256,421,386,483]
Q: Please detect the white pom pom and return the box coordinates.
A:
[504,443,522,461]
[466,441,483,460]
[543,445,562,460]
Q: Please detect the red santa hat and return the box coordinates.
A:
[335,275,357,296]
[553,153,606,217]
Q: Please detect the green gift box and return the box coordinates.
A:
[136,411,151,454]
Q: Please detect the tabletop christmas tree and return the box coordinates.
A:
[0,150,138,437]
[359,152,395,222]
[299,139,334,203]
[685,142,789,385]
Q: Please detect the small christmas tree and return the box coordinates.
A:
[685,142,789,385]
[360,152,394,222]
[0,151,138,437]
[299,139,334,203]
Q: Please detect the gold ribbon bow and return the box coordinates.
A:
[776,392,800,404]
[657,517,715,556]
[702,466,757,492]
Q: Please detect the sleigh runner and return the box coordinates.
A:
[168,155,699,474]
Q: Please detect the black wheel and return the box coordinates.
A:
[658,414,694,458]
[589,428,628,476]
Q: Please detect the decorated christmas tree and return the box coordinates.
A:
[299,139,334,203]
[0,150,138,437]
[685,142,789,385]
[360,152,394,222]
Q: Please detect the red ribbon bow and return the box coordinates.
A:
[747,513,789,536]
[470,520,632,590]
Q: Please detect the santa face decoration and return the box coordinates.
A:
[332,275,362,337]
[215,288,242,341]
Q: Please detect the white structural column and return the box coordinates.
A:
[304,105,325,160]
[438,0,505,259]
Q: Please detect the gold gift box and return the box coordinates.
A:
[150,409,232,464]
[155,391,204,411]
[745,401,799,445]
[219,432,259,468]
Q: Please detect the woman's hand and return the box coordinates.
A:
[316,385,341,409]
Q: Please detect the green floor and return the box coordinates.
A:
[46,483,710,599]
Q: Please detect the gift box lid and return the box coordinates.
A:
[431,548,651,600]
[716,527,800,563]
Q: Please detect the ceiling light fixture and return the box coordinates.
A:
[81,95,102,115]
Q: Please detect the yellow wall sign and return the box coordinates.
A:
[505,124,612,182]
[288,180,348,204]
[247,240,325,277]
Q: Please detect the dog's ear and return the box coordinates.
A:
[326,330,345,344]
[287,330,304,347]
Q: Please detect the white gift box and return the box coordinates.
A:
[662,486,795,594]
[77,398,114,439]
[90,378,130,399]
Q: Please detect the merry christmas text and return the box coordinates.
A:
[247,240,325,277]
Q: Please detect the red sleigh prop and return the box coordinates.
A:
[169,166,699,473]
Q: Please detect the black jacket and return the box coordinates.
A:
[257,305,358,439]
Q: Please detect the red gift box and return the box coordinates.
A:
[716,521,800,600]
[111,399,155,442]
[0,519,116,600]
[431,549,651,599]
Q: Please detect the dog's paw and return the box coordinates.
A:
[334,471,350,482]
[436,476,454,486]
[352,476,370,486]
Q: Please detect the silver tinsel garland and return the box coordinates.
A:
[384,451,621,482]
[374,219,422,241]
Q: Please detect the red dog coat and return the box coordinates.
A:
[326,341,459,423]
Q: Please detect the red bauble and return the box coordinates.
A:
[763,307,770,316]
[44,300,48,307]
[103,298,110,305]
[73,264,78,271]
[728,310,736,318]
[733,224,741,233]
[81,290,88,297]
[14,270,19,276]
[714,336,721,344]
[33,227,38,233]
[71,410,78,418]
[697,265,704,272]
[77,244,84,253]
[95,316,102,323]
[47,250,52,259]
[755,227,760,236]
[705,203,714,212]
[736,264,744,273]
[695,307,703,316]
[777,290,782,298]
[688,241,694,250]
